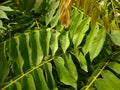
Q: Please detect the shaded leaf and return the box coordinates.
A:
[45,0,59,26]
[71,50,88,72]
[110,30,120,46]
[22,74,36,90]
[8,37,24,75]
[44,63,58,90]
[0,43,9,86]
[108,62,120,74]
[7,82,22,90]
[32,0,43,13]
[33,68,49,90]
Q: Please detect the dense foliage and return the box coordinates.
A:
[0,0,120,90]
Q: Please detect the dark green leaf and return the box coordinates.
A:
[0,43,9,86]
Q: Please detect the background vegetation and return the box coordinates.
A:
[0,0,120,90]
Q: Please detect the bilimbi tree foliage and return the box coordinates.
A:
[0,0,120,90]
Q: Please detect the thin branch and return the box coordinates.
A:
[34,18,40,29]
[1,56,56,90]
[85,51,120,90]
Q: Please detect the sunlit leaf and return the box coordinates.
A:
[102,70,120,89]
[0,6,13,11]
[50,30,60,56]
[95,78,114,90]
[59,31,70,53]
[0,10,8,19]
[73,17,90,48]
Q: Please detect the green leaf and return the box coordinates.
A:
[102,70,120,90]
[63,54,78,84]
[50,30,60,56]
[40,29,51,56]
[19,34,32,71]
[0,20,3,28]
[73,17,90,48]
[44,63,58,90]
[110,30,120,46]
[33,68,49,90]
[59,31,70,53]
[0,10,8,19]
[26,0,35,12]
[8,37,24,75]
[22,74,36,90]
[95,78,114,90]
[50,10,60,28]
[32,0,43,13]
[108,62,120,74]
[45,0,59,26]
[69,12,83,39]
[71,9,79,21]
[54,56,77,90]
[71,50,88,72]
[30,31,43,66]
[83,22,99,55]
[90,27,106,60]
[7,82,22,90]
[0,6,13,11]
[0,43,9,86]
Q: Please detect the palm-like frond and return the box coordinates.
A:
[0,0,120,90]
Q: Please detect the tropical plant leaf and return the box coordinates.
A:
[0,6,13,11]
[108,62,120,74]
[101,70,120,90]
[50,10,60,28]
[22,74,36,90]
[95,78,114,90]
[69,9,83,39]
[89,27,106,60]
[45,0,59,26]
[110,30,120,46]
[32,68,49,90]
[43,63,58,90]
[32,0,43,13]
[72,17,90,48]
[59,30,70,53]
[29,31,43,66]
[83,23,99,57]
[50,30,60,56]
[7,82,22,90]
[0,10,8,19]
[0,43,9,86]
[54,55,77,90]
[71,49,88,72]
